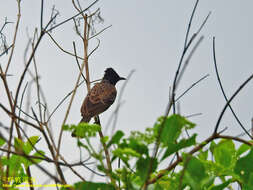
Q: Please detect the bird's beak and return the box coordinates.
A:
[119,77,126,80]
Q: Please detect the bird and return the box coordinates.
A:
[72,68,125,137]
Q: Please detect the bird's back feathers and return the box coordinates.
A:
[80,81,117,122]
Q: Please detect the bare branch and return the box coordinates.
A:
[46,32,84,60]
[40,0,44,31]
[176,36,204,86]
[184,0,199,48]
[212,37,252,139]
[176,74,209,102]
[5,0,21,74]
[88,25,112,40]
[73,42,87,83]
[46,0,99,33]
[87,38,100,58]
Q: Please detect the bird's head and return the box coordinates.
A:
[103,68,126,85]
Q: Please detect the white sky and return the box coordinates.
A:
[0,0,252,186]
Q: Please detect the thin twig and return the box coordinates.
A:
[0,44,13,57]
[46,0,99,33]
[171,12,211,114]
[32,38,43,123]
[143,2,211,189]
[59,155,86,181]
[5,0,21,74]
[83,15,91,91]
[57,43,87,154]
[184,0,199,48]
[31,108,67,184]
[177,36,204,86]
[73,42,87,83]
[176,74,209,102]
[88,25,112,40]
[46,32,84,60]
[40,0,44,31]
[213,72,253,134]
[18,83,34,190]
[212,37,252,139]
[47,80,85,122]
[31,35,58,151]
[43,12,59,32]
[0,104,40,131]
[1,101,66,184]
[97,122,117,188]
[87,38,100,58]
[73,17,84,41]
[185,112,202,118]
[110,70,135,135]
[0,147,61,183]
[18,82,28,126]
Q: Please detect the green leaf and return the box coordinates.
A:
[62,124,70,130]
[77,140,92,154]
[6,155,23,176]
[157,114,195,146]
[210,141,216,153]
[246,172,253,189]
[74,181,115,190]
[161,134,197,161]
[128,137,149,156]
[120,167,136,189]
[212,139,236,168]
[182,154,207,190]
[24,136,40,154]
[14,136,40,155]
[0,137,5,146]
[237,143,251,157]
[154,183,164,190]
[113,148,140,163]
[136,157,158,184]
[130,127,156,145]
[101,136,109,144]
[198,150,208,161]
[107,130,124,148]
[235,148,253,185]
[14,138,24,152]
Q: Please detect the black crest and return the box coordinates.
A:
[103,68,125,85]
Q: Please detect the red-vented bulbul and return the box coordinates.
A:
[72,68,125,137]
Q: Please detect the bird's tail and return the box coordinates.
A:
[79,116,91,123]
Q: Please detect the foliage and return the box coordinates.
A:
[63,114,252,190]
[0,136,44,189]
[1,114,253,189]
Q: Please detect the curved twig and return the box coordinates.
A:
[213,71,253,134]
[47,32,84,60]
[212,37,252,139]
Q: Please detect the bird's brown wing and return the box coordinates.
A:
[81,82,117,122]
